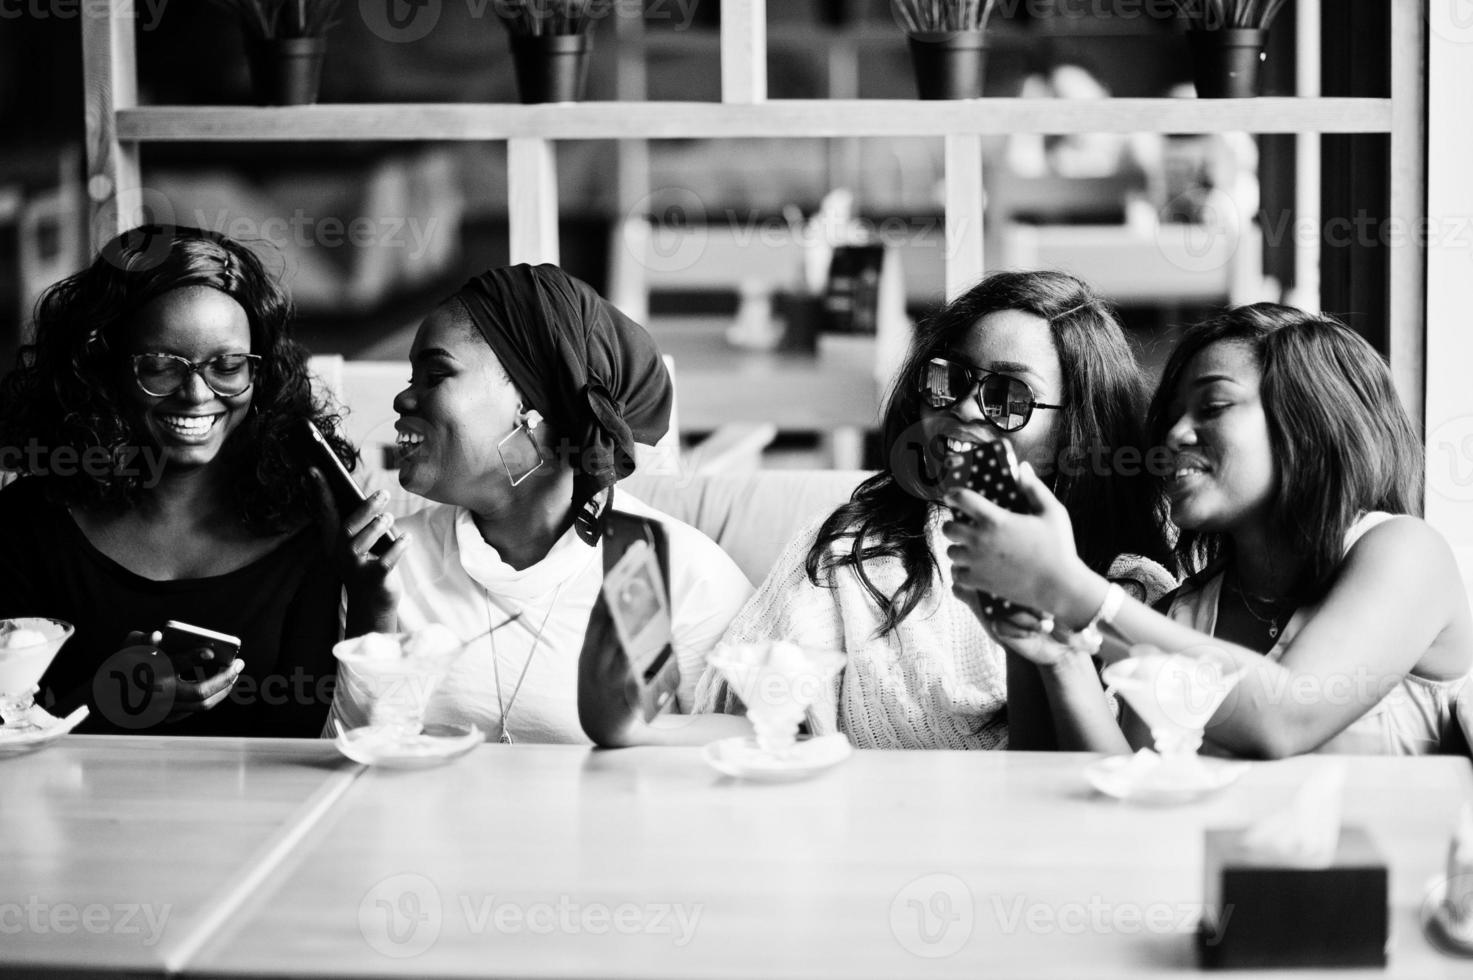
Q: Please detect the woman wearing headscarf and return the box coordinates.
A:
[329,265,754,745]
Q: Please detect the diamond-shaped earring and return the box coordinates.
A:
[498,407,545,487]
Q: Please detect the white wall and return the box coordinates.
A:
[1424,4,1473,594]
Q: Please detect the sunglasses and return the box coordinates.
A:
[131,353,262,398]
[921,357,1062,433]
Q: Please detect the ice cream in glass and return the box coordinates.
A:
[709,641,845,755]
[0,617,75,732]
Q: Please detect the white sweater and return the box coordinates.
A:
[694,506,1174,750]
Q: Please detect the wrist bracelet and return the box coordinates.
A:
[1063,582,1126,656]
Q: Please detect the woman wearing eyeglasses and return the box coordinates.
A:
[0,225,350,736]
[694,271,1175,749]
[944,305,1473,757]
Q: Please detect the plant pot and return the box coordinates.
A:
[1186,28,1268,98]
[245,36,327,106]
[509,33,592,104]
[906,31,986,101]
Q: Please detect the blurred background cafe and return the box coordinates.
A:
[3,0,1450,487]
[6,0,1473,629]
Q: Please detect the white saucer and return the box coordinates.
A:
[1084,751,1246,805]
[334,723,482,769]
[0,705,89,759]
[703,734,852,781]
[1422,876,1473,957]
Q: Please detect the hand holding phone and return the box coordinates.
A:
[301,420,399,559]
[156,620,241,681]
[940,437,1041,622]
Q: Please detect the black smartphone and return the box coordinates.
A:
[301,419,398,558]
[602,512,679,723]
[158,620,240,680]
[940,437,1040,622]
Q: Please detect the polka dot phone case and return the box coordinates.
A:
[942,438,1037,621]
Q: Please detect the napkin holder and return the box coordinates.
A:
[1197,826,1387,969]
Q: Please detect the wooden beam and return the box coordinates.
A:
[721,0,766,104]
[944,133,985,301]
[1388,0,1426,429]
[507,137,559,266]
[81,0,141,250]
[116,99,1395,143]
[1424,0,1473,549]
[1290,0,1321,311]
[612,10,651,323]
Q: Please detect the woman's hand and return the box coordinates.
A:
[313,473,410,637]
[942,462,1094,622]
[958,594,1077,667]
[115,631,246,724]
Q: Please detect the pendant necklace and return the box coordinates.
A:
[1230,575,1289,641]
[486,582,563,744]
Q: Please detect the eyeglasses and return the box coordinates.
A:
[130,353,262,398]
[921,357,1063,432]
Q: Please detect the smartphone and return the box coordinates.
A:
[940,437,1040,622]
[158,620,240,679]
[601,513,679,722]
[301,419,398,558]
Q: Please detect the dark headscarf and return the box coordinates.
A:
[451,264,673,493]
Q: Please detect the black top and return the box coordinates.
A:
[0,478,340,736]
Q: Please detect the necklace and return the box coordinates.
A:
[1229,576,1291,640]
[486,583,562,744]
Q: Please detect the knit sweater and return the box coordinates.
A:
[693,506,1175,750]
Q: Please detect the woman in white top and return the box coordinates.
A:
[332,264,753,745]
[945,304,1473,757]
[695,271,1176,749]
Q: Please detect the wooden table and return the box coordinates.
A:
[0,737,358,978]
[3,740,1471,979]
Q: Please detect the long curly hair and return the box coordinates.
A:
[807,270,1173,637]
[0,224,356,533]
[1146,303,1422,604]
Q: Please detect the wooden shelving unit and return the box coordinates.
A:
[116,98,1393,141]
[81,0,1426,409]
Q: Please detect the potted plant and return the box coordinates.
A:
[893,0,996,100]
[496,1,606,104]
[214,0,342,106]
[1173,0,1291,98]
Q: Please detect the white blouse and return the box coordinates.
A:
[330,492,753,744]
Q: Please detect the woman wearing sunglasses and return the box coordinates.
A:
[0,225,350,736]
[945,304,1473,757]
[694,270,1175,749]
